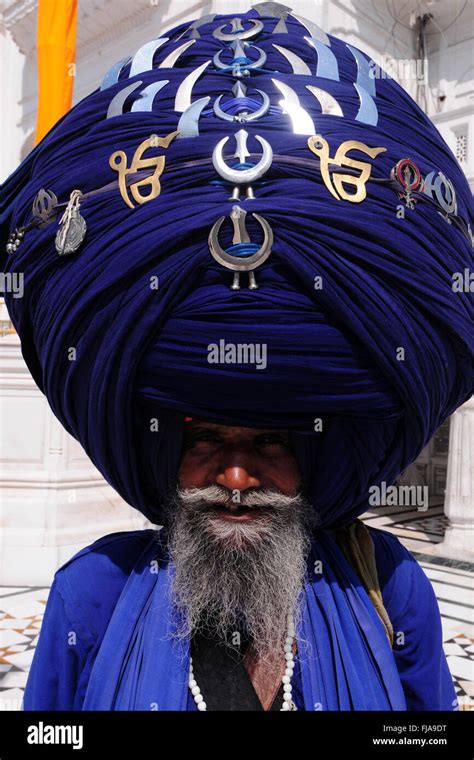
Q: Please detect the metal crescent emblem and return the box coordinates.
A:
[272,79,315,134]
[212,130,273,185]
[213,89,270,123]
[306,85,343,116]
[174,60,212,113]
[213,17,264,41]
[208,205,273,289]
[272,44,311,75]
[158,39,196,69]
[177,97,210,138]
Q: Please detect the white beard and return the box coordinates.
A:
[162,485,318,663]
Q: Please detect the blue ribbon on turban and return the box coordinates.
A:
[2,7,471,711]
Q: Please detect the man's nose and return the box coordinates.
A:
[215,465,261,493]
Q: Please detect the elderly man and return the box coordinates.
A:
[2,4,471,712]
[23,418,455,711]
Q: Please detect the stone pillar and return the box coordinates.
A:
[433,397,474,561]
[0,331,151,586]
[0,25,27,183]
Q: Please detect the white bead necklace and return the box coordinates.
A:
[189,615,297,711]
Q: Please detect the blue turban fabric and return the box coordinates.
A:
[0,8,472,528]
[2,6,471,712]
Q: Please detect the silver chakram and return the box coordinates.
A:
[209,205,273,290]
[212,129,273,200]
[214,80,270,123]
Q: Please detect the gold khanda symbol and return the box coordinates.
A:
[307,135,386,203]
[109,131,179,209]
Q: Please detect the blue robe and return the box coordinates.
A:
[23,526,455,711]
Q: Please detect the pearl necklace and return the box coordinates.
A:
[189,615,297,711]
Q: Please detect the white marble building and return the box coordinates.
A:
[0,0,473,584]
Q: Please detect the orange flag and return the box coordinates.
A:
[35,0,78,144]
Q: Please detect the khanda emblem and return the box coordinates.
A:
[32,188,59,228]
[213,129,273,200]
[307,135,386,203]
[214,39,267,76]
[213,16,264,41]
[109,131,178,209]
[214,81,270,123]
[209,205,273,290]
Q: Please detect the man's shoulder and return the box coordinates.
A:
[365,525,433,618]
[366,525,414,563]
[52,528,160,641]
[55,528,158,578]
[366,524,421,579]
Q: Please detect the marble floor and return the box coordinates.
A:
[1,508,472,710]
[0,586,46,711]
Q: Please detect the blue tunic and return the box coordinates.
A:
[23,527,456,711]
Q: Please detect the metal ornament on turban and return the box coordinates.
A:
[0,5,472,534]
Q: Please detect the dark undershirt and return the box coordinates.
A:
[190,628,286,711]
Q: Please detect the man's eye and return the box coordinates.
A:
[255,434,289,448]
[189,432,220,444]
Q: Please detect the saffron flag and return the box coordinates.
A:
[35,0,77,144]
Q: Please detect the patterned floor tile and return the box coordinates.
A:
[444,643,469,657]
[0,619,39,630]
[446,655,474,681]
[2,648,35,669]
[0,600,46,618]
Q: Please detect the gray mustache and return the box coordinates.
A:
[177,485,302,510]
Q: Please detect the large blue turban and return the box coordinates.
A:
[1,6,472,530]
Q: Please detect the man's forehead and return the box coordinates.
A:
[185,419,290,436]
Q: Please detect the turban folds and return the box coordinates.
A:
[1,7,472,527]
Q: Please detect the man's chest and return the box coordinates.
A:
[188,631,300,711]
